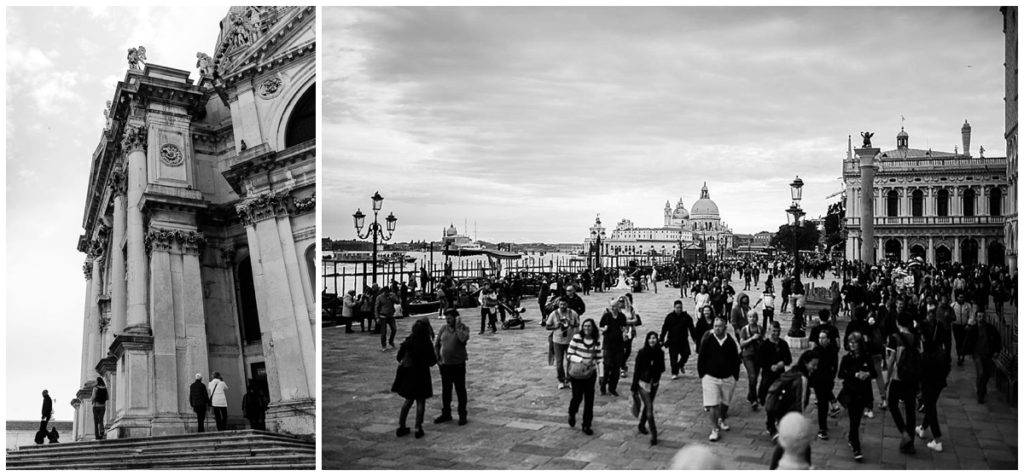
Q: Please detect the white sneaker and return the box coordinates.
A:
[926,440,943,452]
[708,429,720,441]
[915,425,926,439]
[864,409,874,419]
[717,419,730,431]
[671,374,679,380]
[558,382,566,390]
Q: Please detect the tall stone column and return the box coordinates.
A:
[109,167,128,335]
[145,228,182,435]
[927,236,935,263]
[80,260,96,387]
[180,233,210,404]
[980,236,989,265]
[856,145,879,265]
[122,125,150,334]
[954,238,962,262]
[86,256,104,382]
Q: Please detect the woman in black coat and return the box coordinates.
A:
[392,319,438,438]
[837,332,876,461]
[631,331,665,445]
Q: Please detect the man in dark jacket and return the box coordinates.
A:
[241,381,268,430]
[964,312,1003,404]
[660,300,697,379]
[39,390,52,434]
[189,374,209,432]
[756,321,792,407]
[697,317,741,442]
[562,285,587,319]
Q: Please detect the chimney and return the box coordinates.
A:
[961,120,972,157]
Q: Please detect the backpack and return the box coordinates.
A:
[765,370,806,416]
[895,332,922,383]
[94,387,108,404]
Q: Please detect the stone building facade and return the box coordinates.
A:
[1003,6,1018,272]
[843,123,1008,266]
[72,6,316,440]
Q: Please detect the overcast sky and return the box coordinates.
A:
[324,6,1006,245]
[6,6,226,422]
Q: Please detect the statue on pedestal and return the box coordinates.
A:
[196,52,214,78]
[860,131,874,149]
[127,46,147,70]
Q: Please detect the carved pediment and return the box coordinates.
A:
[213,6,315,85]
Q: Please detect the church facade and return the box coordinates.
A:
[72,6,316,440]
[843,123,1009,266]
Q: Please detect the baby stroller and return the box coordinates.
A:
[499,296,528,330]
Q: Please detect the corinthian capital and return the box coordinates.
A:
[235,190,293,226]
[121,124,148,154]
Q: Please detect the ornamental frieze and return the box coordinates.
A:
[121,124,147,153]
[145,228,207,255]
[293,192,315,214]
[159,144,184,167]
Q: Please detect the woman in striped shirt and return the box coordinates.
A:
[567,318,604,435]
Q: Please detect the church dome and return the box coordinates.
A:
[445,224,458,236]
[691,182,720,217]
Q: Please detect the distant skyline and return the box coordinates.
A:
[6,6,226,421]
[324,6,1006,245]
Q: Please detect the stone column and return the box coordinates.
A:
[79,260,96,387]
[856,146,879,265]
[180,233,211,399]
[109,167,128,335]
[928,236,935,264]
[122,125,150,334]
[954,238,961,263]
[980,236,989,265]
[145,228,182,435]
[901,236,909,261]
[86,256,103,382]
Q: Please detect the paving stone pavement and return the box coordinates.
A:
[324,275,1018,470]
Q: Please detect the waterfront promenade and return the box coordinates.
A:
[323,275,1017,470]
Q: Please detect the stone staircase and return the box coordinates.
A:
[5,430,315,470]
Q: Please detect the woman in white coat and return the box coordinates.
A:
[208,372,229,431]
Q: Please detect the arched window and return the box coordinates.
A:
[963,189,976,217]
[990,188,1002,217]
[237,256,262,343]
[937,189,949,217]
[887,190,899,217]
[285,86,315,147]
[911,190,923,217]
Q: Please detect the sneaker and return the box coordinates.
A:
[853,449,864,461]
[864,409,874,419]
[671,374,679,380]
[380,347,389,352]
[609,389,619,397]
[926,440,943,452]
[582,427,594,436]
[817,431,829,440]
[709,429,720,441]
[434,415,453,424]
[879,401,888,410]
[558,382,566,390]
[414,428,425,439]
[751,401,760,411]
[915,425,926,439]
[396,427,410,437]
[829,404,841,418]
[717,419,730,431]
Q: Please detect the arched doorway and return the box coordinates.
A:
[885,239,902,261]
[935,245,952,264]
[236,256,262,343]
[961,238,979,266]
[990,188,1003,217]
[284,86,315,147]
[963,189,976,217]
[989,241,1006,267]
[911,190,924,217]
[887,191,899,217]
[910,244,925,260]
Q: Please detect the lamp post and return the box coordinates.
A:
[353,191,397,284]
[590,227,606,272]
[677,237,684,297]
[786,176,806,337]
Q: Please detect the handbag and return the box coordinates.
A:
[567,358,597,380]
[630,391,641,418]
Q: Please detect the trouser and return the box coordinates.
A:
[887,379,917,440]
[744,279,751,290]
[761,309,774,330]
[399,398,426,429]
[766,408,782,436]
[667,345,689,375]
[743,356,760,403]
[344,312,354,332]
[871,354,886,403]
[847,399,865,452]
[919,383,943,439]
[213,406,228,431]
[195,405,207,433]
[975,355,995,400]
[569,374,597,429]
[92,406,106,439]
[38,416,50,434]
[758,369,782,405]
[439,363,468,419]
[247,416,266,431]
[600,349,622,392]
[638,383,659,440]
[780,296,789,313]
[401,299,409,317]
[379,316,397,348]
[622,338,634,372]
[481,308,497,333]
[553,342,569,383]
[725,302,733,316]
[812,383,833,431]
[952,324,968,361]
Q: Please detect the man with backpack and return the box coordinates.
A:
[766,352,819,469]
[885,312,921,454]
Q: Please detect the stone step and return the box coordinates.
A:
[7,447,314,466]
[8,454,314,470]
[11,434,312,455]
[12,429,308,452]
[7,441,313,463]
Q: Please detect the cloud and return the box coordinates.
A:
[7,47,55,75]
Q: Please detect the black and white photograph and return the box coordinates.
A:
[322,6,1018,470]
[6,6,317,469]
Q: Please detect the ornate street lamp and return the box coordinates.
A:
[786,175,806,337]
[354,191,397,283]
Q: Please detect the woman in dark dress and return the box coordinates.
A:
[392,319,437,438]
[632,331,665,445]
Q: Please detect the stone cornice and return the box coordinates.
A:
[109,333,155,359]
[215,7,315,88]
[221,140,315,195]
[96,356,117,375]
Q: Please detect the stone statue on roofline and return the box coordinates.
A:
[196,52,214,78]
[860,131,874,149]
[127,46,147,70]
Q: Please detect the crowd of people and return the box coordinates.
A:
[343,253,1016,468]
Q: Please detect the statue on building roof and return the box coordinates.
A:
[196,52,214,78]
[979,145,985,158]
[127,46,146,70]
[860,131,874,148]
